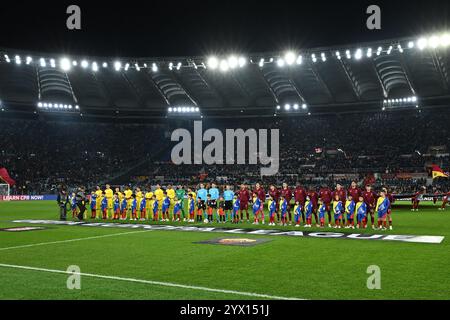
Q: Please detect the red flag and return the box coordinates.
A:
[0,167,16,186]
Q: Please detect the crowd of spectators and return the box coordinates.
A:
[1,108,449,194]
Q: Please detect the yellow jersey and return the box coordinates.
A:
[154,188,164,202]
[105,188,113,200]
[124,189,132,200]
[116,192,123,202]
[167,188,176,200]
[145,192,153,200]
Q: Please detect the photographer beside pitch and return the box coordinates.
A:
[75,186,88,220]
[57,184,69,221]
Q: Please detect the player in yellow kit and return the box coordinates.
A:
[166,184,176,219]
[145,188,154,219]
[154,184,164,218]
[104,184,114,219]
[123,186,133,219]
[135,187,143,219]
[115,187,123,202]
[95,186,103,219]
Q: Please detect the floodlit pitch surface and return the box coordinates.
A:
[0,200,449,300]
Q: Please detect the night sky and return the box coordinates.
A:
[0,0,449,58]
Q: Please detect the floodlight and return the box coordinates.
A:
[440,33,450,47]
[429,35,439,48]
[296,55,303,64]
[277,58,285,67]
[92,62,99,72]
[152,63,158,72]
[114,61,121,71]
[81,60,88,68]
[238,56,246,67]
[284,51,296,65]
[284,104,290,110]
[417,38,427,50]
[311,54,317,63]
[258,58,264,67]
[228,56,238,69]
[207,56,219,69]
[219,60,229,72]
[293,103,299,110]
[60,58,71,71]
[408,41,414,48]
[302,104,307,109]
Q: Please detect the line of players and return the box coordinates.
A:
[68,181,399,230]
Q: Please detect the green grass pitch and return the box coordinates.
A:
[0,200,449,300]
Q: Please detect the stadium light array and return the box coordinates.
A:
[383,96,418,109]
[167,106,200,114]
[37,101,80,112]
[2,32,450,75]
[276,103,308,112]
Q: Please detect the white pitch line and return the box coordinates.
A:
[0,230,150,251]
[0,263,302,300]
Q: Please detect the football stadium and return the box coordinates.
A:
[0,1,450,305]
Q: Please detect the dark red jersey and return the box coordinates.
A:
[280,187,293,202]
[307,190,319,207]
[237,189,251,204]
[253,187,266,202]
[362,190,377,207]
[347,187,361,201]
[268,188,280,202]
[294,186,307,204]
[333,189,347,203]
[319,188,332,203]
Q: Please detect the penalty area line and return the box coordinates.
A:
[0,230,151,251]
[0,263,303,300]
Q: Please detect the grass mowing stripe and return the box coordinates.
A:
[0,230,151,251]
[0,263,303,300]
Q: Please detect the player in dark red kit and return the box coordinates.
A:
[280,183,293,224]
[238,184,251,222]
[307,187,319,226]
[347,181,361,204]
[362,185,377,228]
[294,183,307,223]
[253,183,266,224]
[433,188,439,205]
[268,185,280,221]
[411,186,426,212]
[319,184,333,227]
[333,184,347,224]
[440,190,450,210]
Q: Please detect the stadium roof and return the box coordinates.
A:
[1,33,450,119]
